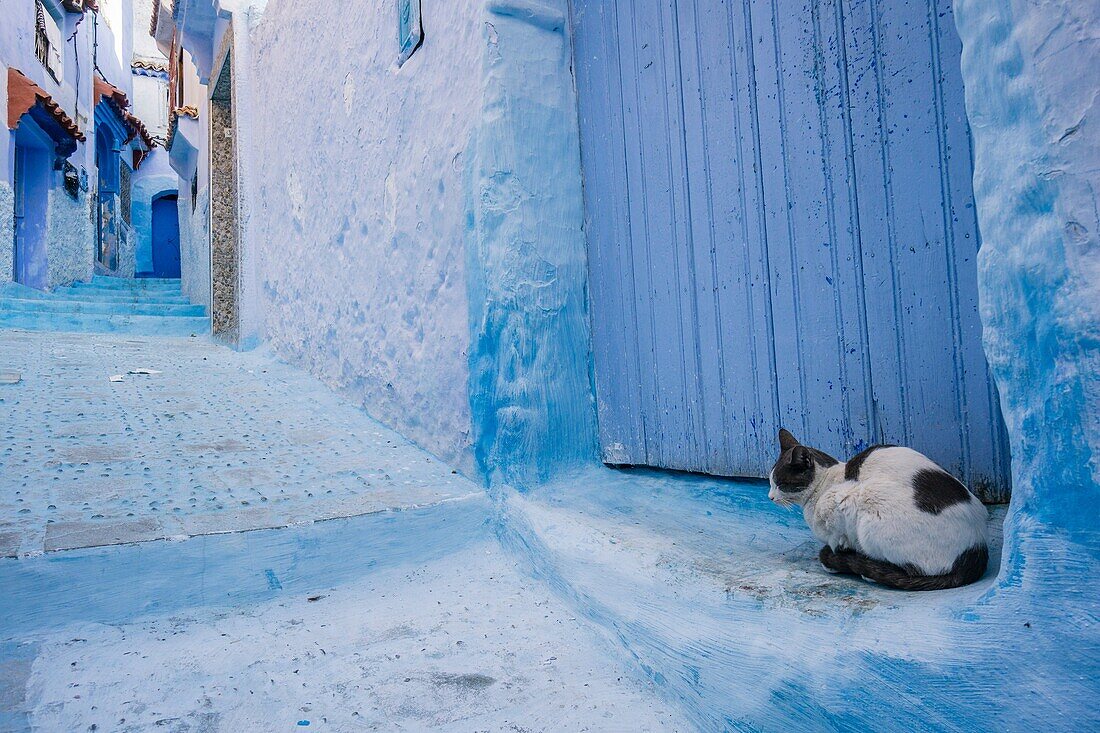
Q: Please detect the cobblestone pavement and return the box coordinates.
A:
[0,329,477,556]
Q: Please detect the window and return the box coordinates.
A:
[191,171,198,212]
[35,1,64,82]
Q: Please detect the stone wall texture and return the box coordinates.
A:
[210,96,240,343]
[0,182,13,284]
[46,189,94,288]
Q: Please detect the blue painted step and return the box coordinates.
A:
[0,310,208,336]
[0,278,209,337]
[0,297,206,318]
[83,275,183,290]
[51,288,192,305]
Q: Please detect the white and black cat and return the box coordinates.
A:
[768,429,989,590]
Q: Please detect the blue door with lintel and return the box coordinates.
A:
[151,194,181,278]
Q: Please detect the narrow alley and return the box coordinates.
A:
[2,0,1098,731]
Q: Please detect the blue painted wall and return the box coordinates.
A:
[465,1,597,488]
[571,0,1010,500]
[248,0,484,475]
[246,0,595,485]
[954,0,1099,572]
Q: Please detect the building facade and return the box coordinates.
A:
[2,0,168,290]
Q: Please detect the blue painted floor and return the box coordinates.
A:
[500,466,1099,731]
[1,327,1095,731]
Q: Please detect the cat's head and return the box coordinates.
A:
[768,429,837,506]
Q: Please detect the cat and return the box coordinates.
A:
[768,428,989,590]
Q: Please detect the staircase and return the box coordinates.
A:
[0,276,209,337]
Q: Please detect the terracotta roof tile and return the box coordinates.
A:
[7,67,85,141]
[125,110,156,149]
[132,58,169,73]
[94,74,157,149]
[94,75,131,110]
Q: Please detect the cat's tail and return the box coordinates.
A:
[819,544,988,591]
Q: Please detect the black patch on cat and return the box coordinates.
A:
[950,545,989,586]
[772,445,837,492]
[844,444,895,481]
[912,468,971,514]
[773,446,815,493]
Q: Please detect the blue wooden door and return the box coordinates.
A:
[571,0,1011,500]
[13,141,50,290]
[151,195,181,278]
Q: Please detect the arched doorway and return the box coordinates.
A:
[150,193,181,278]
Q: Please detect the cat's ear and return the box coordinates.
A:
[791,445,812,469]
[779,428,800,452]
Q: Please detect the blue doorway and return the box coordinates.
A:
[12,125,51,290]
[151,194,181,278]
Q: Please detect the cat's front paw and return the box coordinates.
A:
[819,545,842,574]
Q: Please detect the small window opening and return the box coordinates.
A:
[35,1,64,82]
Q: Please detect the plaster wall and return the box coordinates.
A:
[94,0,135,98]
[132,74,169,138]
[45,187,94,287]
[179,183,210,306]
[248,0,484,473]
[245,0,593,479]
[954,0,1100,554]
[954,0,1099,567]
[0,1,96,164]
[465,2,596,486]
[131,0,162,59]
[169,50,210,306]
[1,0,98,263]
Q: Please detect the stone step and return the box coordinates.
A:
[69,282,184,296]
[0,296,206,318]
[51,287,191,305]
[86,276,184,290]
[0,308,209,337]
